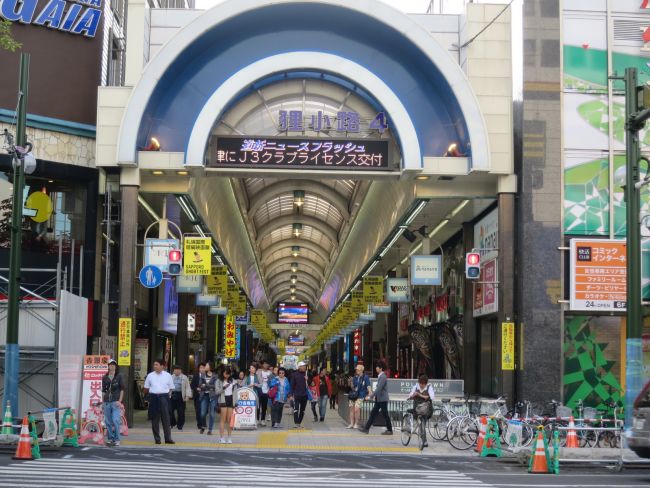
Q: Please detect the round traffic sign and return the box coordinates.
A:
[139,265,163,288]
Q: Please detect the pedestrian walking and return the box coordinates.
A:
[101,359,124,446]
[217,367,236,444]
[170,365,192,431]
[308,374,320,422]
[143,359,175,444]
[269,367,291,428]
[289,361,309,429]
[329,371,338,410]
[256,360,273,426]
[359,360,393,435]
[190,362,206,430]
[199,362,219,435]
[314,369,332,421]
[347,364,371,429]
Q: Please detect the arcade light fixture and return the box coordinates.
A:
[290,294,297,301]
[293,223,303,237]
[290,274,297,284]
[293,190,305,207]
[290,285,297,294]
[291,246,300,257]
[291,262,299,273]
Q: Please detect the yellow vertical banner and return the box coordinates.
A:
[224,283,238,308]
[234,294,247,316]
[363,276,383,302]
[224,313,237,358]
[118,318,132,366]
[351,290,365,314]
[183,237,212,275]
[207,265,228,296]
[501,322,515,370]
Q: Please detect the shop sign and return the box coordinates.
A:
[206,265,228,296]
[278,109,388,134]
[351,290,366,314]
[473,208,499,317]
[187,314,196,332]
[233,387,258,430]
[144,239,179,273]
[372,302,392,313]
[176,275,203,293]
[196,293,218,306]
[81,355,109,414]
[387,278,410,302]
[250,309,266,327]
[233,295,247,316]
[117,318,131,366]
[410,255,442,286]
[363,276,383,302]
[224,313,238,358]
[208,305,227,315]
[133,339,149,381]
[501,322,515,371]
[353,329,362,357]
[375,378,465,399]
[0,0,103,38]
[210,136,390,171]
[570,239,627,311]
[183,237,211,275]
[359,312,376,321]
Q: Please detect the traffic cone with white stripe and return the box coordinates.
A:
[565,416,579,448]
[1,401,13,435]
[13,416,33,460]
[528,428,550,474]
[475,415,487,453]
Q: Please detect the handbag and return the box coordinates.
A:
[268,385,278,400]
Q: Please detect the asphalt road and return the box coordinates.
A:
[0,448,649,487]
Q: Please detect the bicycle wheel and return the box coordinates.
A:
[447,416,479,450]
[577,427,597,447]
[401,413,413,446]
[596,430,618,448]
[430,409,451,441]
[418,418,427,451]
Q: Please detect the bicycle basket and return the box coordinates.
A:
[556,406,572,419]
[583,407,598,420]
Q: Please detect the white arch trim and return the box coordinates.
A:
[116,0,490,170]
[186,52,419,170]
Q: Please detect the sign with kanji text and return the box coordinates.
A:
[251,309,266,327]
[570,239,627,311]
[183,237,211,275]
[353,329,362,357]
[363,276,384,302]
[351,290,366,314]
[501,322,515,370]
[224,313,238,358]
[206,265,228,296]
[81,355,109,413]
[117,318,132,366]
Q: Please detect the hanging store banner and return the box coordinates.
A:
[251,309,267,328]
[209,136,391,171]
[144,238,179,273]
[233,295,247,316]
[224,283,239,307]
[224,313,238,358]
[410,255,442,286]
[501,322,515,371]
[570,238,627,311]
[183,237,212,275]
[206,265,228,296]
[353,329,362,357]
[351,290,366,314]
[363,276,384,302]
[386,278,410,302]
[176,275,203,293]
[117,318,132,366]
[473,208,499,317]
[81,355,109,414]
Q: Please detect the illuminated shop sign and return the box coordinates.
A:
[278,110,389,134]
[210,136,391,171]
[0,0,103,38]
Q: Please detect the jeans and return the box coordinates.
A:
[271,401,284,426]
[293,396,308,425]
[365,401,393,432]
[200,395,217,431]
[170,392,185,429]
[258,393,269,421]
[318,395,328,419]
[310,401,318,420]
[104,401,121,442]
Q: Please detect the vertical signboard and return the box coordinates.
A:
[501,322,515,370]
[353,329,362,357]
[224,313,237,358]
[117,318,132,366]
[81,355,109,414]
[183,237,212,275]
[363,276,384,302]
[473,208,499,317]
[570,238,627,311]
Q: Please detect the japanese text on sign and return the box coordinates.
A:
[224,313,238,359]
[118,318,131,366]
[363,276,384,302]
[183,237,211,275]
[353,329,362,357]
[570,239,627,311]
[278,110,388,134]
[501,322,515,371]
[82,355,109,411]
[206,265,228,296]
[210,136,390,171]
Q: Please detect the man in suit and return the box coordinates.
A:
[359,360,393,435]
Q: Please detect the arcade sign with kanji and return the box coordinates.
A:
[208,136,391,171]
[278,110,388,134]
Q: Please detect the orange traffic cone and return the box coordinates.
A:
[475,415,487,453]
[529,430,549,474]
[565,416,578,448]
[13,416,33,460]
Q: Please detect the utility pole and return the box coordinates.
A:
[3,53,30,415]
[623,67,644,428]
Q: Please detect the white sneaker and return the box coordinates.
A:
[114,441,120,447]
[346,424,354,429]
[218,438,226,444]
[226,438,233,444]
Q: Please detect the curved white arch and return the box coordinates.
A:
[116,0,490,170]
[186,52,418,169]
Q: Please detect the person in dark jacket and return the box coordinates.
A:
[101,359,124,446]
[360,360,393,435]
[289,361,309,429]
[190,363,206,431]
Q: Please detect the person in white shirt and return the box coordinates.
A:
[256,360,273,426]
[408,374,435,448]
[143,359,176,445]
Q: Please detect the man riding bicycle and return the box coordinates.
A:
[408,374,435,448]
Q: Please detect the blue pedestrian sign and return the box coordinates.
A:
[139,265,163,289]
